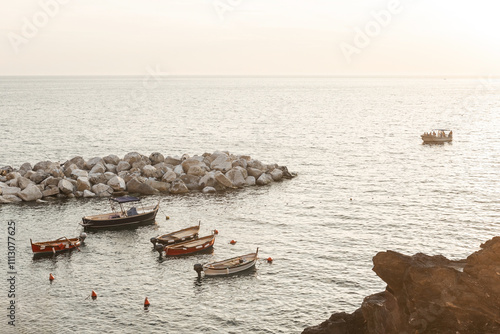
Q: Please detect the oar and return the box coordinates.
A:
[64,236,80,252]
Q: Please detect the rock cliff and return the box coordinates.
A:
[303,237,500,334]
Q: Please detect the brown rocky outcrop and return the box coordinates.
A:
[303,238,500,334]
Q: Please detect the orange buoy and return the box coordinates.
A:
[49,273,55,281]
[165,216,170,220]
[91,290,97,300]
[267,257,273,263]
[213,229,219,235]
[230,240,236,245]
[144,297,150,307]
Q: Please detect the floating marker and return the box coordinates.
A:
[230,240,236,245]
[91,290,97,300]
[49,273,55,281]
[213,229,219,235]
[267,257,273,263]
[144,297,150,307]
[165,216,170,220]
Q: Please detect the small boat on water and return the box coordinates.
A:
[194,248,259,277]
[421,129,453,143]
[150,222,201,247]
[80,196,160,230]
[31,233,87,256]
[162,234,215,257]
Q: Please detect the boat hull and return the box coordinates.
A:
[164,235,215,256]
[203,259,257,276]
[202,250,259,276]
[80,205,159,230]
[31,237,81,256]
[156,225,200,245]
[421,136,452,143]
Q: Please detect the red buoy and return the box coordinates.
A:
[230,240,236,245]
[144,297,150,307]
[267,257,273,263]
[91,290,97,300]
[49,273,55,281]
[213,229,219,235]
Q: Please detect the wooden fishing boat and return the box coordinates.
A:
[150,222,200,247]
[80,196,160,230]
[163,234,215,256]
[30,233,87,256]
[195,248,259,277]
[421,129,453,143]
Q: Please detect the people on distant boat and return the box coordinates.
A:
[449,130,453,137]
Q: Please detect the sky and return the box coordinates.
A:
[1,0,500,76]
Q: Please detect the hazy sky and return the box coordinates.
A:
[1,0,500,75]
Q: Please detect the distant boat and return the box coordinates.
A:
[80,196,160,230]
[195,248,259,277]
[163,234,215,256]
[31,233,86,256]
[150,222,201,247]
[421,129,452,143]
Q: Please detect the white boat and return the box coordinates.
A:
[421,129,452,143]
[194,248,258,277]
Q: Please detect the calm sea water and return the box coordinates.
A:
[0,77,499,333]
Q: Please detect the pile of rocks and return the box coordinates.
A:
[0,151,295,204]
[302,237,500,334]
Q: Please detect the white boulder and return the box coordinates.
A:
[169,180,189,194]
[256,173,273,185]
[245,176,256,186]
[103,154,120,165]
[116,161,131,173]
[71,169,88,179]
[91,183,113,197]
[214,171,234,188]
[145,179,169,192]
[161,170,177,183]
[270,168,284,181]
[2,187,21,196]
[83,190,96,198]
[58,179,74,195]
[247,167,264,179]
[108,176,126,191]
[202,186,217,193]
[85,157,104,170]
[187,165,206,177]
[90,163,106,174]
[149,152,165,165]
[76,177,91,192]
[210,154,232,172]
[225,168,246,188]
[18,184,43,202]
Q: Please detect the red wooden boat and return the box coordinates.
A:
[163,234,215,257]
[30,233,86,256]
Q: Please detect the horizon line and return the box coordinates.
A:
[0,74,499,78]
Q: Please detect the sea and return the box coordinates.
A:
[0,76,499,333]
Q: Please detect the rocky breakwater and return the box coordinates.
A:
[0,151,295,204]
[303,237,500,334]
